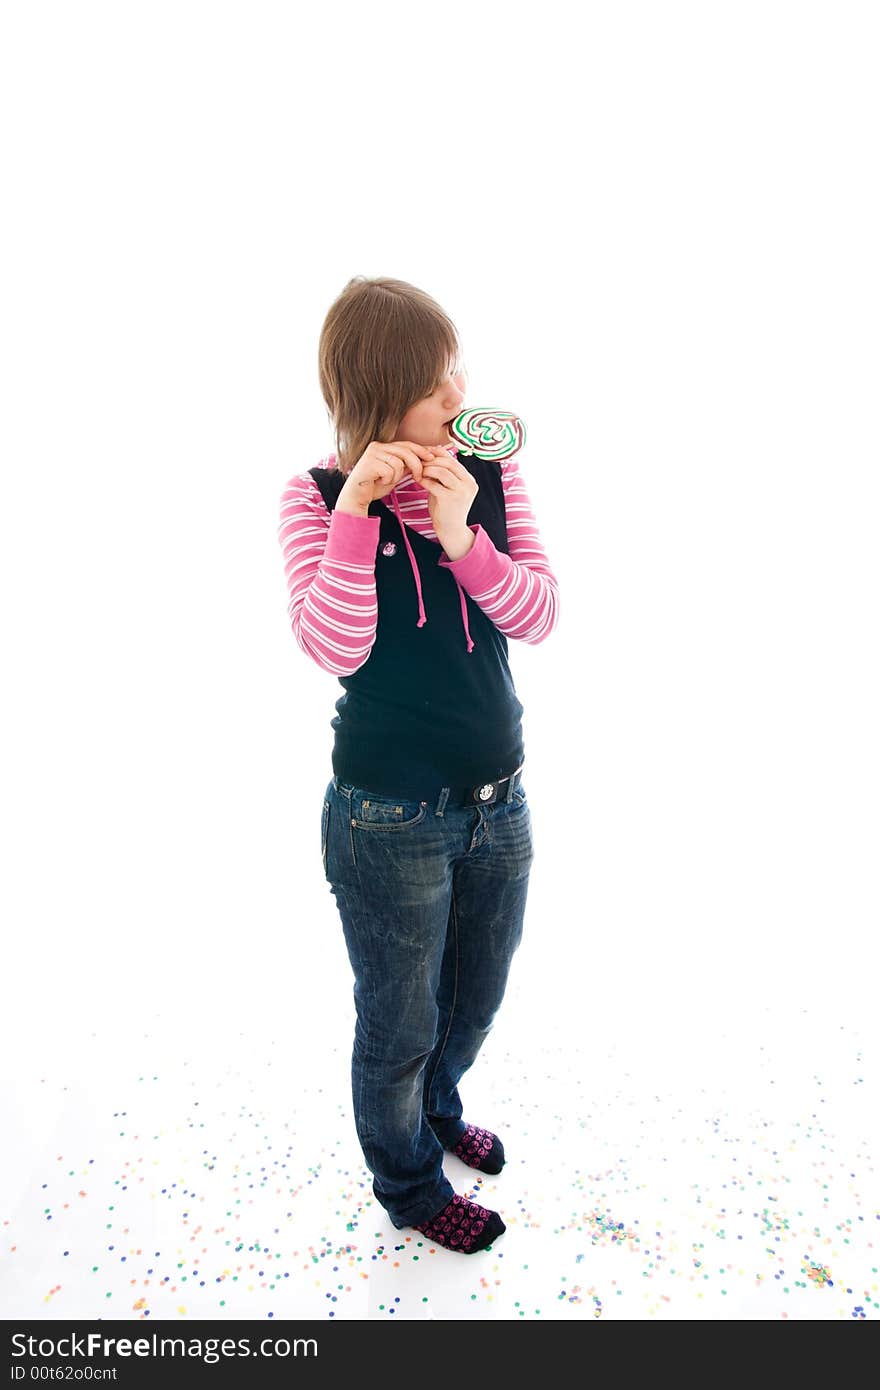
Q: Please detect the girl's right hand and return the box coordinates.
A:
[337,441,436,512]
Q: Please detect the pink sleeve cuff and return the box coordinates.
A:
[323,507,380,562]
[437,524,504,589]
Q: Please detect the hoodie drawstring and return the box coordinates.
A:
[388,489,474,653]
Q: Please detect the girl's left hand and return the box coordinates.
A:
[417,448,479,537]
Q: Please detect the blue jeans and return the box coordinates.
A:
[320,771,534,1229]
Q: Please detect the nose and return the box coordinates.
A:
[443,380,465,410]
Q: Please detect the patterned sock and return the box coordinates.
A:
[450,1123,505,1175]
[413,1193,505,1254]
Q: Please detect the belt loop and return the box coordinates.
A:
[434,786,450,817]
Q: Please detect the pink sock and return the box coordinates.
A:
[413,1193,506,1253]
[452,1123,505,1175]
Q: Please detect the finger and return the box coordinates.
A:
[402,442,439,459]
[421,463,459,486]
[423,453,470,478]
[378,444,424,477]
[390,440,436,460]
[399,450,424,476]
[373,445,408,465]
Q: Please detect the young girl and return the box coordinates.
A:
[277,276,559,1254]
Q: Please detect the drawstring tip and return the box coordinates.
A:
[465,637,475,652]
[416,615,427,628]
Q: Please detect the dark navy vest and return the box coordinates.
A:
[309,459,525,800]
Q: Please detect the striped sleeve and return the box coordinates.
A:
[277,465,381,675]
[437,453,560,643]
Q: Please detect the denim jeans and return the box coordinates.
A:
[320,770,534,1229]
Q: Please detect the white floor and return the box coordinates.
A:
[2,982,876,1322]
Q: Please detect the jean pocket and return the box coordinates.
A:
[320,798,330,872]
[350,790,427,831]
[511,782,527,806]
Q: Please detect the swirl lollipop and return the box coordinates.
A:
[447,408,526,461]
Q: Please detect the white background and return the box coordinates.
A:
[2,0,877,1257]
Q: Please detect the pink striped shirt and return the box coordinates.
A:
[277,452,559,676]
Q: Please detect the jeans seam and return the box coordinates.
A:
[321,799,330,874]
[344,785,356,866]
[423,885,460,1123]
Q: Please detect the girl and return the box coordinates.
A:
[277,276,559,1254]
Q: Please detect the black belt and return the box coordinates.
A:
[448,764,524,807]
[333,765,524,808]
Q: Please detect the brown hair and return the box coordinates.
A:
[318,276,462,474]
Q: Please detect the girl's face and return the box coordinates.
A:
[396,364,468,447]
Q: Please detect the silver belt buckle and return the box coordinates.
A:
[472,763,524,805]
[469,767,525,811]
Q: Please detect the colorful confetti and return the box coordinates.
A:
[1,1005,876,1321]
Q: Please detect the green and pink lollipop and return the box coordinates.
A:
[446,408,526,461]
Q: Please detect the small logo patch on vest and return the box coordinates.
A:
[381,541,397,557]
